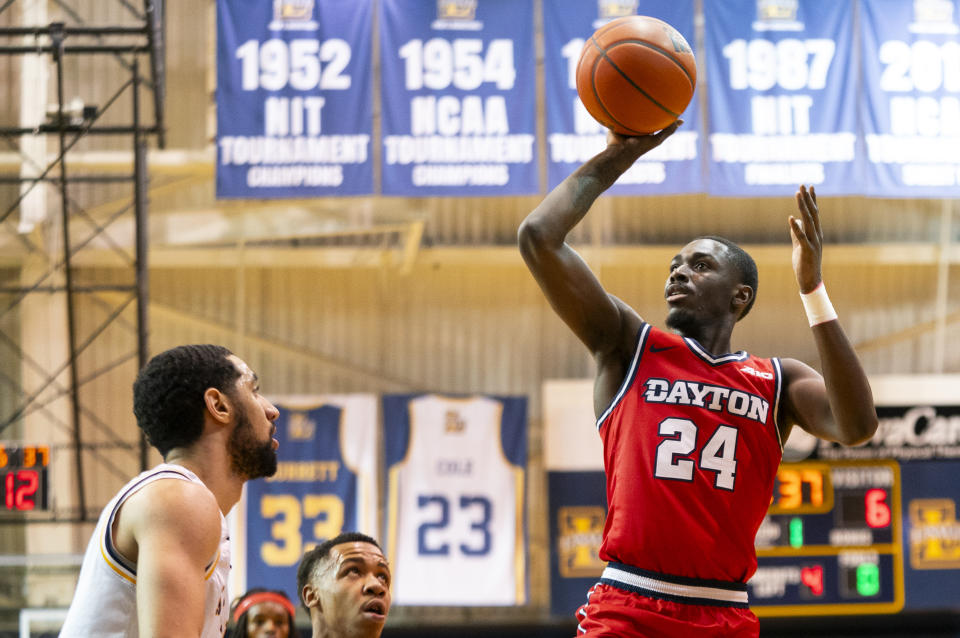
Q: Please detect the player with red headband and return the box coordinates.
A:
[229,589,296,638]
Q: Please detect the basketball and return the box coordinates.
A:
[575,15,697,135]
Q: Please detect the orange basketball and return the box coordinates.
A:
[576,15,696,135]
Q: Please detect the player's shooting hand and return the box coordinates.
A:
[790,184,824,293]
[606,119,682,160]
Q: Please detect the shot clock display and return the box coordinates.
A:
[751,460,902,616]
[0,443,50,513]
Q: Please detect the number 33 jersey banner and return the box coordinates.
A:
[216,0,374,198]
[384,393,528,605]
[245,395,379,603]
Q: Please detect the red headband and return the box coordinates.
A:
[233,591,296,623]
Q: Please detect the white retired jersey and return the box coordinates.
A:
[386,394,526,605]
[59,464,230,638]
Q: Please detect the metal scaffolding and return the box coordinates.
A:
[0,0,164,522]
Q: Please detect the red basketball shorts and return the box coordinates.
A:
[575,583,760,638]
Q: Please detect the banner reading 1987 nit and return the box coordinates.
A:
[379,0,538,196]
[543,0,701,194]
[705,0,858,196]
[216,0,374,198]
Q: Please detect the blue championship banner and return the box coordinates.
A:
[543,0,701,194]
[244,395,379,603]
[704,0,859,196]
[216,0,374,198]
[379,0,538,195]
[861,0,960,197]
[383,393,528,605]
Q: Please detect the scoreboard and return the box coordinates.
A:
[751,460,903,615]
[548,457,960,617]
[545,379,960,618]
[0,442,50,514]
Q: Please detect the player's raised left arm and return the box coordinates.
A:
[779,185,878,446]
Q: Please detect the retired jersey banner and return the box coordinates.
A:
[861,0,960,197]
[216,0,373,198]
[383,393,528,605]
[379,0,538,195]
[704,0,858,196]
[543,0,701,193]
[245,395,379,603]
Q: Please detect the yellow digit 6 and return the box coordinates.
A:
[260,495,302,566]
[303,494,344,553]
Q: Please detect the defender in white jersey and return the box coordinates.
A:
[59,344,280,638]
[62,465,231,638]
[386,394,526,605]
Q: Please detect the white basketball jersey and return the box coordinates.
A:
[387,395,525,605]
[59,464,230,638]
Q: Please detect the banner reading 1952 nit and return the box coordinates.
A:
[860,0,960,197]
[704,0,859,196]
[216,0,374,198]
[378,0,538,196]
[543,0,701,194]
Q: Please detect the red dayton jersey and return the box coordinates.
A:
[598,322,783,584]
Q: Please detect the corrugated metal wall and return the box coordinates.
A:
[136,254,960,409]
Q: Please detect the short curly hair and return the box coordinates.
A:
[695,235,759,320]
[132,344,241,457]
[296,532,382,609]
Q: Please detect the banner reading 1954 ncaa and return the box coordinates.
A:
[379,0,537,196]
[860,0,960,197]
[216,0,373,198]
[704,0,858,196]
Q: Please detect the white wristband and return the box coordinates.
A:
[800,282,838,327]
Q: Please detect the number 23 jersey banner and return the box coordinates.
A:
[384,393,528,605]
[245,395,379,603]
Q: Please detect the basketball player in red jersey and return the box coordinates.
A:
[518,122,878,637]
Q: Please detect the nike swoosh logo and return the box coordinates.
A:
[649,344,676,353]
